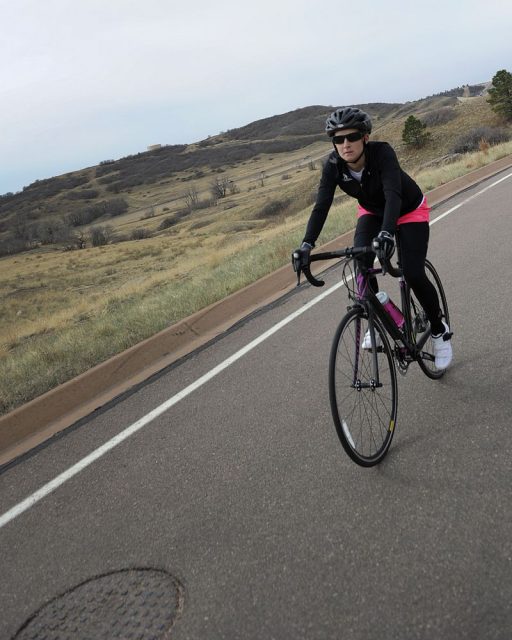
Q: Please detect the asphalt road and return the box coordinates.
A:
[1,171,512,639]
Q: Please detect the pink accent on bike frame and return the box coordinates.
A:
[357,196,430,224]
[357,268,382,298]
[356,272,367,298]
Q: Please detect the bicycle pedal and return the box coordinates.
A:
[397,363,409,376]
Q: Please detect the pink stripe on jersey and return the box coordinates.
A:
[357,196,430,224]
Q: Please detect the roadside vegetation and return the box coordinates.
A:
[1,81,512,415]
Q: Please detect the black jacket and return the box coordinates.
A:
[303,141,423,245]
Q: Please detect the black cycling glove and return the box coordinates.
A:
[292,241,313,271]
[372,231,395,261]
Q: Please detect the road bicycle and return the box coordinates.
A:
[292,240,450,466]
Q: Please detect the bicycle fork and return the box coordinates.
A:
[352,308,384,391]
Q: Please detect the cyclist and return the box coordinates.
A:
[295,107,453,368]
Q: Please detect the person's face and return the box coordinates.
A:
[332,128,369,163]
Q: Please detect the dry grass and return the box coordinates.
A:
[413,140,512,191]
[0,188,353,414]
[1,100,511,414]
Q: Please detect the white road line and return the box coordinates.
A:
[1,170,511,530]
[429,171,512,226]
[0,283,340,529]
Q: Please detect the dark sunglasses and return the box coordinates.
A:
[332,132,364,144]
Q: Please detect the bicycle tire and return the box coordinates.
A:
[407,259,450,380]
[329,307,398,467]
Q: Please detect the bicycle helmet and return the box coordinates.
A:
[325,107,372,136]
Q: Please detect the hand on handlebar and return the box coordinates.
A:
[291,241,325,287]
[372,231,395,263]
[292,241,313,272]
[292,242,402,288]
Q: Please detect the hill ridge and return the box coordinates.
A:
[1,81,506,260]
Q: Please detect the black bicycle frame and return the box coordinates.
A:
[355,264,433,384]
[297,244,435,384]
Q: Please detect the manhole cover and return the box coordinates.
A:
[13,568,183,640]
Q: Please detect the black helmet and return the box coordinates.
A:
[325,107,372,136]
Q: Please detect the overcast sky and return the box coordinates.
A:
[1,0,511,194]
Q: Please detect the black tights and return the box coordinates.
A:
[354,216,444,335]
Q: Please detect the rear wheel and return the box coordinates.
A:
[329,308,398,467]
[407,259,450,380]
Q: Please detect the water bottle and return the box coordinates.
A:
[376,291,405,329]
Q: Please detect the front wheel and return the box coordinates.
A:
[329,308,398,467]
[407,259,450,380]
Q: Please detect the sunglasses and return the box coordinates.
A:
[332,132,364,144]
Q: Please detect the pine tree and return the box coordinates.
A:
[487,69,512,121]
[402,115,431,149]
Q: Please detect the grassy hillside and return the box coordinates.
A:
[1,87,511,414]
[0,87,495,244]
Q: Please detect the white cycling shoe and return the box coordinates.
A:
[361,329,382,350]
[432,321,453,369]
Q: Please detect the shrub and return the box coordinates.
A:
[210,177,230,199]
[97,173,120,185]
[65,199,128,227]
[65,189,100,200]
[190,198,215,211]
[110,233,128,244]
[487,69,512,121]
[189,219,211,231]
[19,175,89,200]
[0,236,27,257]
[90,225,114,246]
[421,108,456,127]
[158,216,177,230]
[157,205,192,230]
[106,176,144,192]
[66,207,101,227]
[402,115,431,148]
[256,198,292,219]
[38,219,73,245]
[130,228,152,240]
[479,139,490,154]
[451,127,511,153]
[104,198,129,217]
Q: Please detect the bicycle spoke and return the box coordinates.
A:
[407,259,450,380]
[329,309,398,465]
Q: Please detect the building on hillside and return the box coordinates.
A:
[479,82,492,96]
[458,81,491,102]
[147,144,162,152]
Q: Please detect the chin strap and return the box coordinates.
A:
[351,143,367,166]
[333,142,367,166]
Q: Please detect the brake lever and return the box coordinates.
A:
[291,250,324,287]
[380,255,388,276]
[292,251,302,286]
